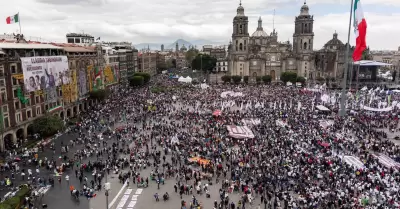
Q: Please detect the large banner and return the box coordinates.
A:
[78,68,88,98]
[21,56,69,92]
[62,69,78,103]
[104,63,119,86]
[87,65,103,91]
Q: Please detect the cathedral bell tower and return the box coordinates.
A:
[293,1,314,54]
[232,0,249,54]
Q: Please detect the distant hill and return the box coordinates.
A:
[133,39,224,51]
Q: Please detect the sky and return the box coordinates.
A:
[0,0,399,50]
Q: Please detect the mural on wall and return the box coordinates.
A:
[87,65,103,91]
[104,65,118,86]
[78,68,88,98]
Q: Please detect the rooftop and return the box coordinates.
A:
[51,43,96,52]
[66,33,94,38]
[0,42,63,49]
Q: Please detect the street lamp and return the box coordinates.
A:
[104,169,111,209]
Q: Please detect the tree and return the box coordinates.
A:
[89,89,109,101]
[243,76,249,84]
[296,76,306,84]
[156,62,167,73]
[221,75,231,83]
[191,54,217,73]
[32,115,65,138]
[185,48,199,66]
[262,75,272,84]
[256,76,262,84]
[166,59,174,69]
[232,75,242,84]
[133,72,151,84]
[280,72,297,83]
[129,76,144,87]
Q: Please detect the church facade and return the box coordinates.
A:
[227,2,348,82]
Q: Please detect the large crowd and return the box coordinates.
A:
[2,74,400,209]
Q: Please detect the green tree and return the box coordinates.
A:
[191,54,217,72]
[280,72,297,83]
[256,76,262,84]
[221,75,231,83]
[262,75,272,84]
[32,115,65,138]
[129,76,144,87]
[166,59,174,69]
[232,75,242,84]
[156,62,167,73]
[185,48,199,66]
[133,72,151,84]
[243,76,249,84]
[296,76,306,84]
[89,89,109,101]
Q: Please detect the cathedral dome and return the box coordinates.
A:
[324,32,344,47]
[300,2,309,16]
[252,17,268,37]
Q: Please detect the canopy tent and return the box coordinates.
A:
[178,76,192,83]
[354,60,393,66]
[319,120,334,129]
[316,105,330,111]
[221,91,244,98]
[343,156,365,169]
[372,153,400,169]
[226,125,255,139]
[212,109,222,116]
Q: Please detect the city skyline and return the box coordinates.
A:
[0,0,399,50]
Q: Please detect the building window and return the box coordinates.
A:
[1,89,6,102]
[0,79,4,86]
[16,112,22,123]
[304,42,307,50]
[239,43,243,51]
[35,95,40,104]
[27,110,32,118]
[0,67,4,76]
[10,65,16,74]
[4,117,9,128]
[12,77,18,86]
[14,101,20,110]
[3,105,7,112]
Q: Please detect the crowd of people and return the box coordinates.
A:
[1,74,400,209]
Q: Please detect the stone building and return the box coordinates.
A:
[227,1,349,82]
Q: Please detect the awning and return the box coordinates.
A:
[316,105,330,111]
[354,60,392,66]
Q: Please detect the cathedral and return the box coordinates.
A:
[227,1,348,82]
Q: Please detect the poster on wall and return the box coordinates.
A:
[112,63,119,82]
[62,69,78,103]
[78,68,88,98]
[104,65,117,86]
[45,87,57,103]
[21,56,69,92]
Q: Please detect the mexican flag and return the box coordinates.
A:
[6,13,19,24]
[352,0,367,61]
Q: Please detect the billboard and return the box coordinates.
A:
[21,56,69,92]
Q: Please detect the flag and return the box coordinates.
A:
[352,0,367,61]
[6,13,19,24]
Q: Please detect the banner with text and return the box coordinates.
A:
[21,56,69,92]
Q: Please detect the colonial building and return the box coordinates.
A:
[227,1,349,81]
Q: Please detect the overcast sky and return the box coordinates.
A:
[1,0,399,50]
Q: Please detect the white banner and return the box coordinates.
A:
[21,56,69,92]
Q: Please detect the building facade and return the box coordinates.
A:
[138,51,157,75]
[0,41,99,151]
[228,2,349,82]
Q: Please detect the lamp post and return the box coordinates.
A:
[104,167,111,209]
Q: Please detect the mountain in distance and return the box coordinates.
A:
[133,39,225,51]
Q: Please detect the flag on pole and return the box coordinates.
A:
[6,13,19,24]
[352,0,367,61]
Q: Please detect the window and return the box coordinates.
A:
[14,101,20,110]
[16,112,22,123]
[0,79,4,86]
[0,67,4,76]
[67,38,74,43]
[35,95,40,104]
[239,43,243,51]
[3,105,7,112]
[12,77,18,86]
[1,89,6,102]
[13,89,18,98]
[27,110,32,118]
[4,117,9,128]
[10,65,16,74]
[45,104,48,111]
[304,42,307,50]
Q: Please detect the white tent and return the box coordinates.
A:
[343,156,365,169]
[316,105,330,111]
[178,76,192,83]
[226,125,254,139]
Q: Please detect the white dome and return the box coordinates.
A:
[252,30,268,37]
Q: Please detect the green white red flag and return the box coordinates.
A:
[352,0,367,61]
[6,13,19,24]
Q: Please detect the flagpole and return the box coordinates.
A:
[18,12,21,34]
[339,0,354,117]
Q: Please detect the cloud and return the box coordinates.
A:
[0,0,397,50]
